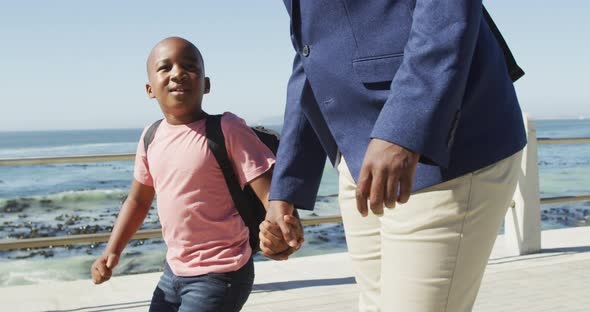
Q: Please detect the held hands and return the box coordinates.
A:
[91,253,119,284]
[356,138,420,216]
[259,200,304,260]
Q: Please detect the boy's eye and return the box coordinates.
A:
[184,63,199,71]
[157,65,171,72]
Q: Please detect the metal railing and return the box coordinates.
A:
[537,137,590,145]
[540,195,590,205]
[0,153,135,166]
[0,136,588,251]
[0,215,344,250]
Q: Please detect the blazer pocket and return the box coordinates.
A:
[352,53,404,84]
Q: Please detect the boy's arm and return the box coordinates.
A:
[104,179,155,255]
[91,179,154,284]
[248,170,272,210]
[249,170,303,260]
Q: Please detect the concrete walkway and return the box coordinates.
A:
[1,227,589,312]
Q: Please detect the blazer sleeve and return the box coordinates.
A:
[371,1,483,167]
[269,53,327,211]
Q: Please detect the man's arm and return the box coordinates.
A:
[268,53,327,211]
[250,170,302,260]
[267,53,326,247]
[373,1,483,164]
[91,179,154,284]
[357,1,484,215]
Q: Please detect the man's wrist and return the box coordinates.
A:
[269,200,293,206]
[269,200,294,212]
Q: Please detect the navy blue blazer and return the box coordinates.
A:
[269,0,527,210]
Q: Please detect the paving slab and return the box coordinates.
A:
[1,227,589,312]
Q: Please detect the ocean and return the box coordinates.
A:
[0,119,589,287]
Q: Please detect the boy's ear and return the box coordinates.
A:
[145,83,156,99]
[204,77,211,94]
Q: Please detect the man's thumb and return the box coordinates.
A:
[106,254,119,269]
[278,217,298,247]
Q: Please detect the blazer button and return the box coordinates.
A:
[302,45,310,57]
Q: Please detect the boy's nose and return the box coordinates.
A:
[170,66,187,82]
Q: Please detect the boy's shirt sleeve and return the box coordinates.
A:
[221,112,276,189]
[133,127,154,187]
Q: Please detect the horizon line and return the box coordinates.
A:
[0,117,587,133]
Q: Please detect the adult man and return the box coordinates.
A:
[263,1,526,311]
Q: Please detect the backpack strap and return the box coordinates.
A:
[205,115,253,225]
[143,119,163,153]
[483,6,525,82]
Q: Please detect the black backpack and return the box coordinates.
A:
[142,114,280,253]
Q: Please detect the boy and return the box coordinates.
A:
[91,37,292,311]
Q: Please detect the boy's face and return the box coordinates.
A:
[145,38,210,117]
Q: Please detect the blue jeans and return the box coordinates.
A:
[149,257,254,312]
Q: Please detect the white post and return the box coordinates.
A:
[504,113,542,255]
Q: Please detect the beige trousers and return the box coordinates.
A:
[337,151,523,312]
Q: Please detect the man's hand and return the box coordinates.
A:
[260,200,304,258]
[356,138,420,216]
[259,219,300,260]
[91,253,119,284]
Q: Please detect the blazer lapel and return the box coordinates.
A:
[283,0,292,15]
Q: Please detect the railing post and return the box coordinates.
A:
[504,113,542,255]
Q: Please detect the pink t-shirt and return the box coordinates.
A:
[134,112,275,276]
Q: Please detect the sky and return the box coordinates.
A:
[0,1,588,131]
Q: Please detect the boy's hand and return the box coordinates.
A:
[91,253,119,284]
[259,218,301,260]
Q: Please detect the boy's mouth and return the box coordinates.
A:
[169,87,191,95]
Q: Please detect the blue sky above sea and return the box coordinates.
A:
[0,1,589,132]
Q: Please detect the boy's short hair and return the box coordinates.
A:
[146,37,205,74]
